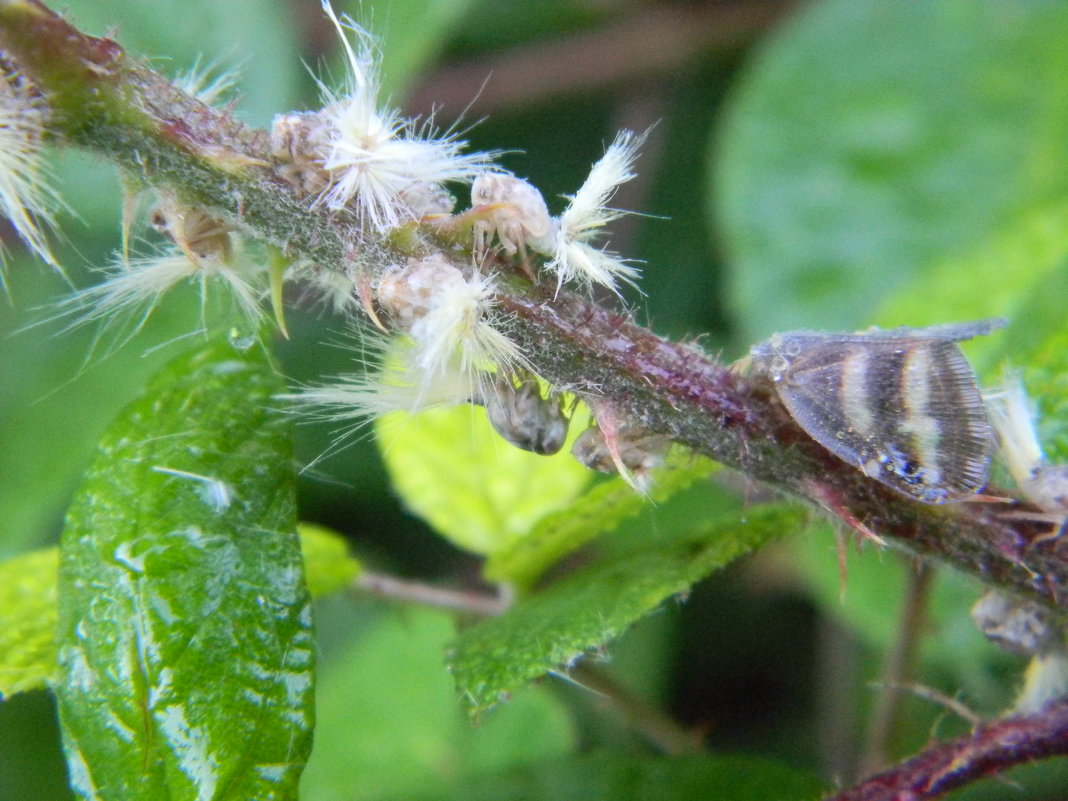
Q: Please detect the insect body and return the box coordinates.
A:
[481,375,568,456]
[749,319,1004,504]
[469,173,555,262]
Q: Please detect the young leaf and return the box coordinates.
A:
[298,522,362,599]
[483,455,720,588]
[376,404,591,556]
[451,504,805,716]
[0,546,58,698]
[55,338,314,801]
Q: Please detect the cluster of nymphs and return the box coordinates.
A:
[273,3,657,489]
[0,4,662,488]
[270,2,657,487]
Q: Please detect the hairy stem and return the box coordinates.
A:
[2,0,1066,619]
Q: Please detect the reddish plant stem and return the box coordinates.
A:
[2,0,1067,618]
[825,696,1068,801]
[500,290,1068,617]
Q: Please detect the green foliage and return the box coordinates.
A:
[301,606,575,801]
[299,523,363,598]
[0,526,357,701]
[716,0,1068,342]
[404,752,826,801]
[979,258,1068,462]
[451,504,805,716]
[0,546,58,698]
[59,0,301,124]
[54,338,314,801]
[789,527,1017,713]
[356,0,479,101]
[483,454,719,588]
[376,404,591,556]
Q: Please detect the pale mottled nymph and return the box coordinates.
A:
[749,319,1004,504]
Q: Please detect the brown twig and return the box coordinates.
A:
[354,570,511,617]
[569,663,705,756]
[871,683,983,729]
[859,563,933,776]
[406,3,790,115]
[824,696,1068,801]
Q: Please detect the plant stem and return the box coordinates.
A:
[859,563,932,777]
[825,696,1068,801]
[569,663,705,756]
[354,571,511,617]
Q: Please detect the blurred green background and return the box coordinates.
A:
[4,0,1068,799]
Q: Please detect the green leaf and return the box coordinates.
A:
[0,547,58,698]
[299,523,362,599]
[871,203,1068,337]
[715,0,1068,342]
[1017,332,1068,467]
[484,455,719,588]
[409,751,826,801]
[972,257,1068,463]
[55,338,314,801]
[451,504,805,716]
[300,606,575,801]
[376,404,592,556]
[0,526,357,701]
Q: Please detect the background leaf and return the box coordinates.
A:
[451,504,805,716]
[406,751,826,801]
[0,547,58,698]
[483,455,719,588]
[299,522,363,598]
[376,404,591,556]
[715,0,1068,343]
[349,0,480,101]
[0,266,207,558]
[300,604,575,801]
[55,338,314,801]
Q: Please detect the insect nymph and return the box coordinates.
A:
[749,319,1004,504]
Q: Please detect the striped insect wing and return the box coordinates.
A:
[756,328,994,503]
